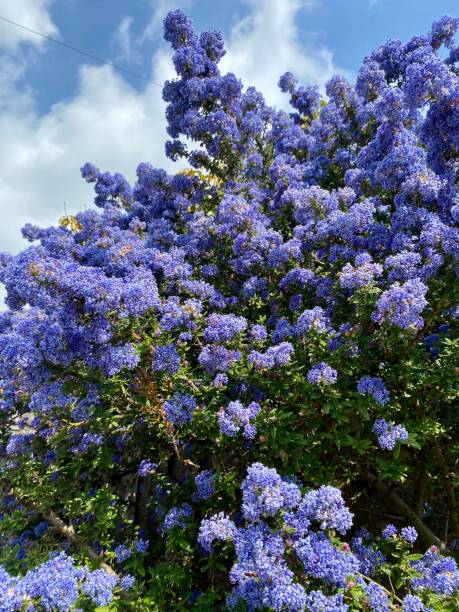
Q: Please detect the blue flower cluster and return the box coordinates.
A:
[372,280,429,330]
[199,463,459,610]
[162,503,193,531]
[192,469,215,501]
[197,512,236,553]
[307,362,338,385]
[138,459,157,477]
[357,376,390,405]
[199,464,357,608]
[218,400,261,439]
[372,418,409,450]
[411,546,459,595]
[0,553,124,611]
[164,392,197,425]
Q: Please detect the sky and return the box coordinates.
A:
[0,0,458,304]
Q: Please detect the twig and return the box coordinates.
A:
[358,573,403,606]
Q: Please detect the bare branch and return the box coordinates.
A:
[9,491,118,577]
[360,471,447,550]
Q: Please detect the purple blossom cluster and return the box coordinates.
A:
[192,469,215,502]
[164,392,197,425]
[114,543,131,563]
[295,307,331,336]
[203,313,247,343]
[357,376,390,405]
[411,547,459,595]
[198,344,241,373]
[241,463,302,520]
[372,418,409,450]
[197,512,236,553]
[363,582,389,611]
[200,463,359,609]
[307,362,338,385]
[305,590,348,612]
[0,553,122,610]
[339,255,383,290]
[351,530,385,576]
[248,341,294,369]
[298,485,353,534]
[218,400,261,439]
[152,344,181,375]
[401,527,418,544]
[138,460,157,477]
[372,279,429,330]
[382,523,398,540]
[162,503,193,531]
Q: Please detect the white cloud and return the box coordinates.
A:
[0,0,58,51]
[221,0,347,109]
[0,19,177,305]
[113,16,135,61]
[0,53,177,258]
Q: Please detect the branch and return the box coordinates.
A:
[360,471,447,550]
[412,466,428,518]
[10,491,118,577]
[42,509,118,576]
[135,474,154,534]
[431,441,459,538]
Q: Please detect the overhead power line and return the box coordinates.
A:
[0,14,162,87]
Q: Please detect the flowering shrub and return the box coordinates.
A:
[1,9,459,611]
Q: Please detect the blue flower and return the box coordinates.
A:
[373,419,408,450]
[357,376,390,405]
[307,362,338,385]
[152,344,181,375]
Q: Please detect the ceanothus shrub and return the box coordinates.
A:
[0,9,459,611]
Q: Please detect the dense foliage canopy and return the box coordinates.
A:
[1,10,459,611]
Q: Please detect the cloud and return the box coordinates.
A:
[113,16,135,61]
[0,0,58,51]
[0,56,177,257]
[221,0,347,109]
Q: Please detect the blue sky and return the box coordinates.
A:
[9,0,458,115]
[14,0,459,115]
[0,0,458,290]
